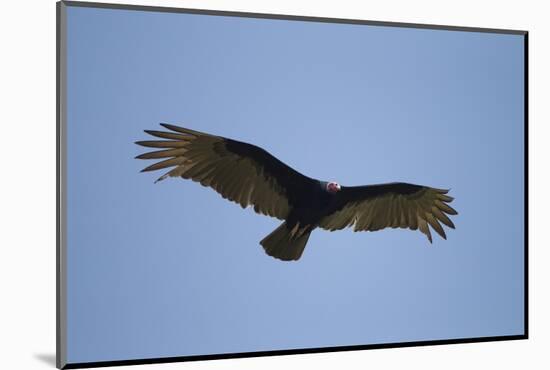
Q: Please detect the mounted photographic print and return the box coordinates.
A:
[57,1,528,368]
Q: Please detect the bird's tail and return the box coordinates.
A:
[260,222,312,261]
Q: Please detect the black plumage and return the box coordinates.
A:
[136,124,458,261]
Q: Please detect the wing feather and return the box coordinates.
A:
[417,216,433,243]
[140,157,186,172]
[144,130,191,141]
[425,212,446,240]
[399,197,409,228]
[431,206,455,229]
[135,140,188,148]
[319,182,457,242]
[390,196,401,228]
[434,199,458,215]
[408,206,418,230]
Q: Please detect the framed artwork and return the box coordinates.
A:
[57,1,528,368]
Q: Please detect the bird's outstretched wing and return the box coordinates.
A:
[319,183,457,242]
[136,124,316,220]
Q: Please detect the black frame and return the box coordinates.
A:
[56,1,529,368]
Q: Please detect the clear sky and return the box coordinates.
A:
[66,5,525,364]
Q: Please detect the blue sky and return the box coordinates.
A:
[66,5,525,364]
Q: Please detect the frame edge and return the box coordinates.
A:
[523,32,529,339]
[57,1,68,369]
[62,0,527,35]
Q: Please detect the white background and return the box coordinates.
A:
[0,0,546,369]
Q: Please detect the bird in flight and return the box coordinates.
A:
[136,124,457,261]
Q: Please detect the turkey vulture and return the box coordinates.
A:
[136,124,457,261]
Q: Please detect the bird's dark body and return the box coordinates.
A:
[285,183,332,227]
[137,124,458,261]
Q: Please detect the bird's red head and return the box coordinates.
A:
[326,182,341,193]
